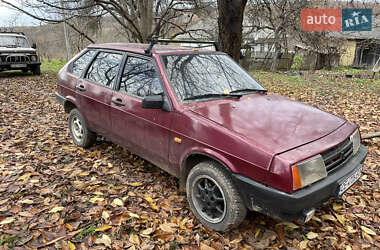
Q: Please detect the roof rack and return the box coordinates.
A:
[0,30,25,36]
[144,38,220,56]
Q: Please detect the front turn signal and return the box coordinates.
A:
[292,165,302,191]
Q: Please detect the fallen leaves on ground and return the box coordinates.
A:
[0,71,378,249]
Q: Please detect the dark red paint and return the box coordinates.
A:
[57,43,357,194]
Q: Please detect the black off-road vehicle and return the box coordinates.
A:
[0,32,41,75]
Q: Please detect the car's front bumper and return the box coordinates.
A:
[232,145,368,222]
[0,62,41,69]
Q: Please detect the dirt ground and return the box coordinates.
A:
[0,71,378,249]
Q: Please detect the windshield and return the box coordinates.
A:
[0,36,30,48]
[161,54,266,102]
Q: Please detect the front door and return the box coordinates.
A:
[110,55,173,173]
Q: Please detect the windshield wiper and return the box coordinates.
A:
[184,93,242,101]
[229,88,267,94]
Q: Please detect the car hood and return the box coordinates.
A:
[189,94,346,154]
[0,47,36,53]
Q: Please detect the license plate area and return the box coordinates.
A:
[11,64,27,68]
[338,166,362,196]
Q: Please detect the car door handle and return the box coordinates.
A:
[76,85,86,91]
[112,98,125,106]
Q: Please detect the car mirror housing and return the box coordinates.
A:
[142,95,164,109]
[32,43,37,49]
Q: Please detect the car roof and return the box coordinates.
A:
[87,43,219,55]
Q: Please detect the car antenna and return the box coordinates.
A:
[145,38,158,56]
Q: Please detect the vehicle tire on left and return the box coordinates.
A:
[32,65,41,75]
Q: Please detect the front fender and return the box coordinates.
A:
[181,147,238,174]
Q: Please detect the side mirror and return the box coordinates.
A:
[32,43,37,49]
[142,95,164,109]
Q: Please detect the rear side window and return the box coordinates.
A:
[119,57,162,98]
[71,50,96,77]
[86,52,124,88]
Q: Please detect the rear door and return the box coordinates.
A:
[62,50,97,105]
[110,55,173,173]
[77,51,124,136]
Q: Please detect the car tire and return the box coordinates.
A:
[186,161,247,231]
[32,66,41,75]
[68,109,96,148]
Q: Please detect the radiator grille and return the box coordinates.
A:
[6,55,30,63]
[322,139,353,173]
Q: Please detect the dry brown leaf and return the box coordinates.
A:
[67,240,76,250]
[49,206,65,213]
[141,228,154,235]
[129,182,144,187]
[19,211,34,217]
[361,226,376,236]
[306,232,318,239]
[95,234,112,247]
[128,212,139,219]
[200,243,215,250]
[254,228,261,238]
[111,198,124,207]
[333,203,343,211]
[277,222,299,230]
[19,199,34,204]
[89,197,104,203]
[334,213,346,225]
[159,223,177,233]
[299,240,309,249]
[0,217,15,225]
[95,225,112,232]
[17,173,31,181]
[129,233,140,245]
[0,199,8,205]
[102,211,110,220]
[346,225,357,233]
[322,214,337,221]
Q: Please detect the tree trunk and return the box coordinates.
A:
[217,0,247,62]
[138,0,154,42]
[271,30,281,72]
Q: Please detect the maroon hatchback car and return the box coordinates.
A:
[56,40,368,231]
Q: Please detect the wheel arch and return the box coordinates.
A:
[179,151,235,192]
[63,97,78,113]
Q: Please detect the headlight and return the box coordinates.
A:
[292,154,327,191]
[350,129,360,155]
[30,55,37,62]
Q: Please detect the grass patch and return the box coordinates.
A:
[75,225,97,240]
[0,234,19,248]
[41,59,67,75]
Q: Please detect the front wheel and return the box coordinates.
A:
[68,109,96,148]
[32,65,40,75]
[186,161,247,231]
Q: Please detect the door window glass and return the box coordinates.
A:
[86,52,123,88]
[71,50,96,77]
[119,57,163,97]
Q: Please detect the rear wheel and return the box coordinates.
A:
[69,109,96,148]
[186,161,247,231]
